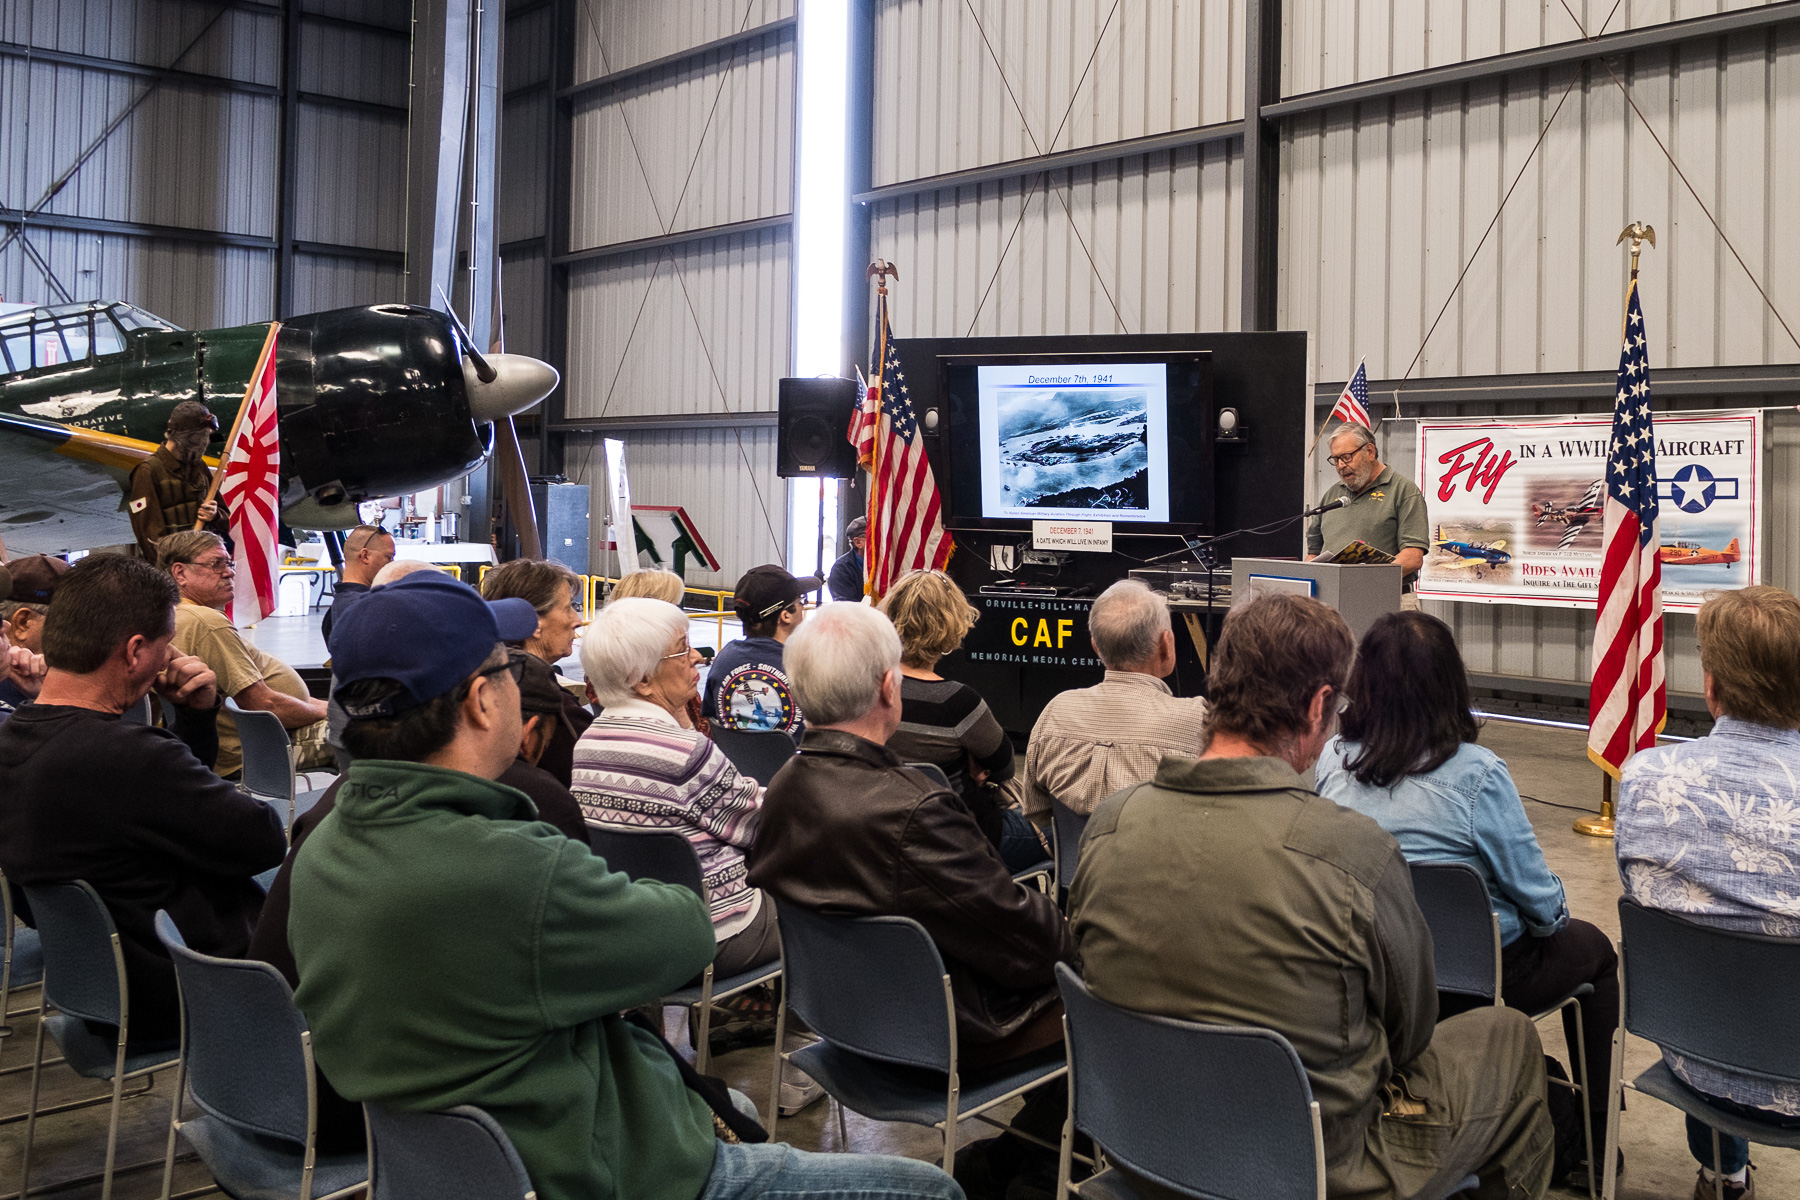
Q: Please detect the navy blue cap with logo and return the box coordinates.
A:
[330,573,540,718]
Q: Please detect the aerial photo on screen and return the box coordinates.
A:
[995,387,1150,510]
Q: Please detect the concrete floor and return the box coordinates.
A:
[0,711,1786,1198]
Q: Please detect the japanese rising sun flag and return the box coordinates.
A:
[218,324,283,626]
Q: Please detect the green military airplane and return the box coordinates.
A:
[0,299,557,556]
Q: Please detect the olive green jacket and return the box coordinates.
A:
[1067,755,1438,1180]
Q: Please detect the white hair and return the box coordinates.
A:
[1088,578,1170,669]
[783,601,902,726]
[1331,423,1376,451]
[371,559,441,586]
[581,597,690,706]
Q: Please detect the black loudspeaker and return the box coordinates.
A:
[777,377,860,478]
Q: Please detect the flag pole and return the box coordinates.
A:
[1307,355,1366,458]
[1575,221,1656,840]
[865,260,897,598]
[194,321,281,529]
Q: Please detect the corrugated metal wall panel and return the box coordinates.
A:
[0,60,279,237]
[293,105,405,249]
[299,22,409,107]
[563,426,788,587]
[1280,28,1800,385]
[500,249,546,359]
[1281,0,1783,94]
[289,251,404,315]
[869,144,1242,338]
[562,225,791,419]
[569,24,794,248]
[0,227,273,327]
[506,4,555,85]
[5,0,280,85]
[500,91,549,245]
[571,0,794,82]
[872,0,1245,188]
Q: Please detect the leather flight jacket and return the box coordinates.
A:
[746,728,1073,1044]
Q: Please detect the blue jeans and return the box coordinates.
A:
[1678,1081,1800,1173]
[698,1141,965,1200]
[997,808,1049,874]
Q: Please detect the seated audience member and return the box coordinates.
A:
[504,649,592,842]
[573,597,821,1113]
[880,569,1044,872]
[703,564,819,737]
[481,557,593,786]
[325,558,441,772]
[0,556,287,1046]
[1069,591,1553,1200]
[320,524,395,642]
[609,568,686,605]
[1618,585,1800,1200]
[826,516,867,602]
[748,602,1072,1061]
[285,574,957,1200]
[1022,578,1208,818]
[160,530,331,776]
[1316,610,1617,1183]
[2,556,64,720]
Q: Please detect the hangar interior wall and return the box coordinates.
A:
[0,0,408,329]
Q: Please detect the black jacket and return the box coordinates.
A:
[0,703,288,1041]
[746,728,1071,1043]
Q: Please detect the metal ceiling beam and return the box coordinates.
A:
[549,412,779,433]
[275,0,301,317]
[0,207,402,263]
[852,119,1243,207]
[1264,1,1800,119]
[538,0,575,478]
[226,1,407,39]
[0,42,404,115]
[552,214,792,267]
[1240,0,1280,332]
[556,16,795,103]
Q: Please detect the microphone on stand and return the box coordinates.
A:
[1302,495,1351,519]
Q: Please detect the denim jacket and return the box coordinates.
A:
[1618,717,1800,1115]
[1315,737,1569,946]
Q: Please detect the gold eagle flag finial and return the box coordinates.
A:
[1617,222,1656,276]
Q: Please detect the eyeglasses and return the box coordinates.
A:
[1335,694,1353,715]
[1327,445,1373,468]
[661,643,693,662]
[477,658,526,686]
[185,556,235,574]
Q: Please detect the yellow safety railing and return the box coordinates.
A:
[583,575,737,643]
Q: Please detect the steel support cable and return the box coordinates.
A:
[959,0,1128,336]
[1554,0,1800,355]
[570,0,785,564]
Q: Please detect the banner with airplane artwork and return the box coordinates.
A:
[1415,411,1760,612]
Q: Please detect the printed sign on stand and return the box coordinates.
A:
[1031,519,1113,552]
[1415,412,1760,612]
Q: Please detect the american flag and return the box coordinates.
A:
[1330,358,1373,430]
[848,293,951,597]
[1587,281,1664,775]
[218,325,283,626]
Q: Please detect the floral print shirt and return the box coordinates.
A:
[1617,716,1800,1114]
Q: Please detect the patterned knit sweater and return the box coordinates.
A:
[570,699,764,940]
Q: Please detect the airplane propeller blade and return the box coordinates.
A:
[488,263,542,561]
[436,285,497,383]
[433,283,560,423]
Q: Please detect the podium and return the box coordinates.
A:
[1230,558,1405,640]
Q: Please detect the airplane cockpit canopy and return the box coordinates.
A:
[0,301,181,374]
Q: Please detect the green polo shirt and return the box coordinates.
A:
[1305,464,1429,572]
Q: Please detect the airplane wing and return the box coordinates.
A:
[0,413,212,557]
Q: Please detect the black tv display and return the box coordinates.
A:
[938,351,1213,535]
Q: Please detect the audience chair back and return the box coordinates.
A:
[585,828,705,897]
[1051,799,1089,892]
[907,762,953,790]
[710,725,798,786]
[1055,963,1325,1200]
[365,1104,536,1200]
[1407,862,1503,1002]
[25,881,126,1028]
[1,865,44,1014]
[121,696,152,725]
[775,903,954,1072]
[230,700,297,826]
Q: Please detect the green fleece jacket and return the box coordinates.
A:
[287,759,719,1200]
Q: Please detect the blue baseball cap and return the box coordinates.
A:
[330,572,540,718]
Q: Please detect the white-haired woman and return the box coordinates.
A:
[571,599,822,1111]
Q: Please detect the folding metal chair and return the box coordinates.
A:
[767,900,1068,1166]
[1605,898,1800,1200]
[0,866,56,1082]
[1408,862,1595,1198]
[155,910,367,1200]
[709,725,798,786]
[364,1104,535,1200]
[230,700,299,832]
[1055,962,1325,1200]
[18,881,181,1200]
[585,827,780,1073]
[1051,798,1089,894]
